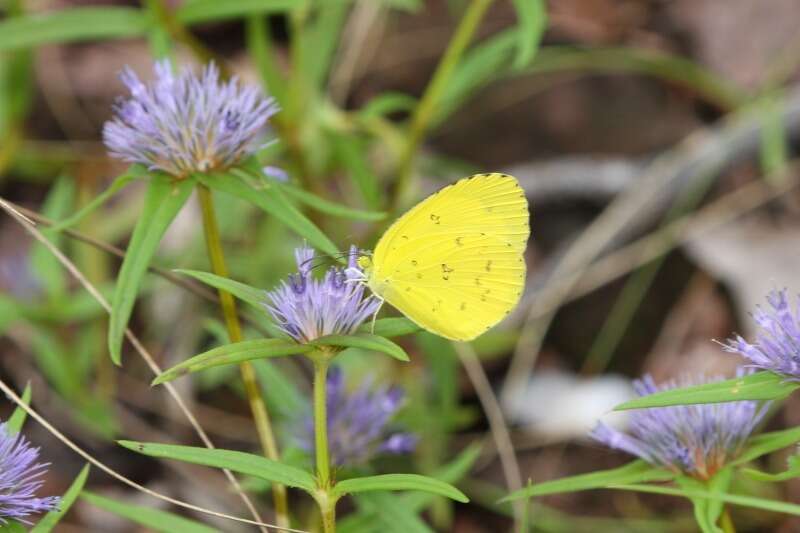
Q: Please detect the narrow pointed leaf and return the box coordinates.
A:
[108,176,194,364]
[275,182,386,221]
[510,0,546,69]
[30,464,90,533]
[153,339,314,384]
[118,441,316,493]
[0,7,148,51]
[81,491,216,533]
[174,269,265,308]
[731,425,800,466]
[176,0,297,25]
[358,317,420,338]
[198,172,338,257]
[743,455,800,482]
[173,269,286,337]
[610,483,800,517]
[500,460,674,502]
[31,175,74,298]
[353,492,434,533]
[51,170,138,232]
[333,474,468,503]
[312,333,409,362]
[614,371,798,410]
[6,383,31,433]
[330,134,382,209]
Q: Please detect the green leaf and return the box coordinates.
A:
[358,92,417,120]
[303,2,349,90]
[199,172,338,257]
[174,269,266,308]
[276,182,386,221]
[176,0,297,25]
[353,492,434,533]
[173,269,286,337]
[246,15,289,108]
[312,333,410,362]
[30,464,90,533]
[615,371,798,410]
[51,170,138,232]
[676,470,731,533]
[108,175,194,365]
[333,474,468,503]
[731,425,800,466]
[358,317,420,338]
[253,359,306,418]
[500,460,674,502]
[118,441,316,493]
[6,383,31,433]
[31,175,75,298]
[744,454,800,482]
[81,491,217,533]
[339,445,481,533]
[510,0,546,70]
[330,134,382,210]
[153,339,314,385]
[610,482,800,517]
[436,29,518,126]
[29,325,80,399]
[0,522,26,532]
[0,8,148,51]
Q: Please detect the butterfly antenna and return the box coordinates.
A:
[300,251,352,273]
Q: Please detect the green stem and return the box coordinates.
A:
[196,184,290,528]
[312,354,336,533]
[720,507,736,533]
[313,356,331,489]
[393,0,494,209]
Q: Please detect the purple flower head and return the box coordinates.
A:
[0,423,59,524]
[103,61,278,178]
[297,366,417,467]
[722,289,800,378]
[264,246,381,344]
[591,369,768,479]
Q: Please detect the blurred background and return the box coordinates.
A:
[2,0,800,531]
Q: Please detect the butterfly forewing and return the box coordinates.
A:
[369,173,530,340]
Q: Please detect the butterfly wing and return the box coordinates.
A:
[369,173,529,340]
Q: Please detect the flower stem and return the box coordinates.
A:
[720,506,736,533]
[392,0,494,209]
[312,354,336,533]
[196,184,289,528]
[313,356,331,489]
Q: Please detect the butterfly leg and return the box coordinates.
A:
[370,296,385,334]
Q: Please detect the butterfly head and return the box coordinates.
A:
[356,253,373,274]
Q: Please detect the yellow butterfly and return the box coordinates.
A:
[358,173,530,341]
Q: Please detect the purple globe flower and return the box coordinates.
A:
[297,367,417,467]
[103,61,278,178]
[0,423,59,524]
[723,289,800,378]
[591,370,768,479]
[264,246,381,344]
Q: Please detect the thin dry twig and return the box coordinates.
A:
[0,377,304,532]
[6,200,277,339]
[533,165,800,321]
[503,89,800,403]
[0,197,272,531]
[452,342,524,531]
